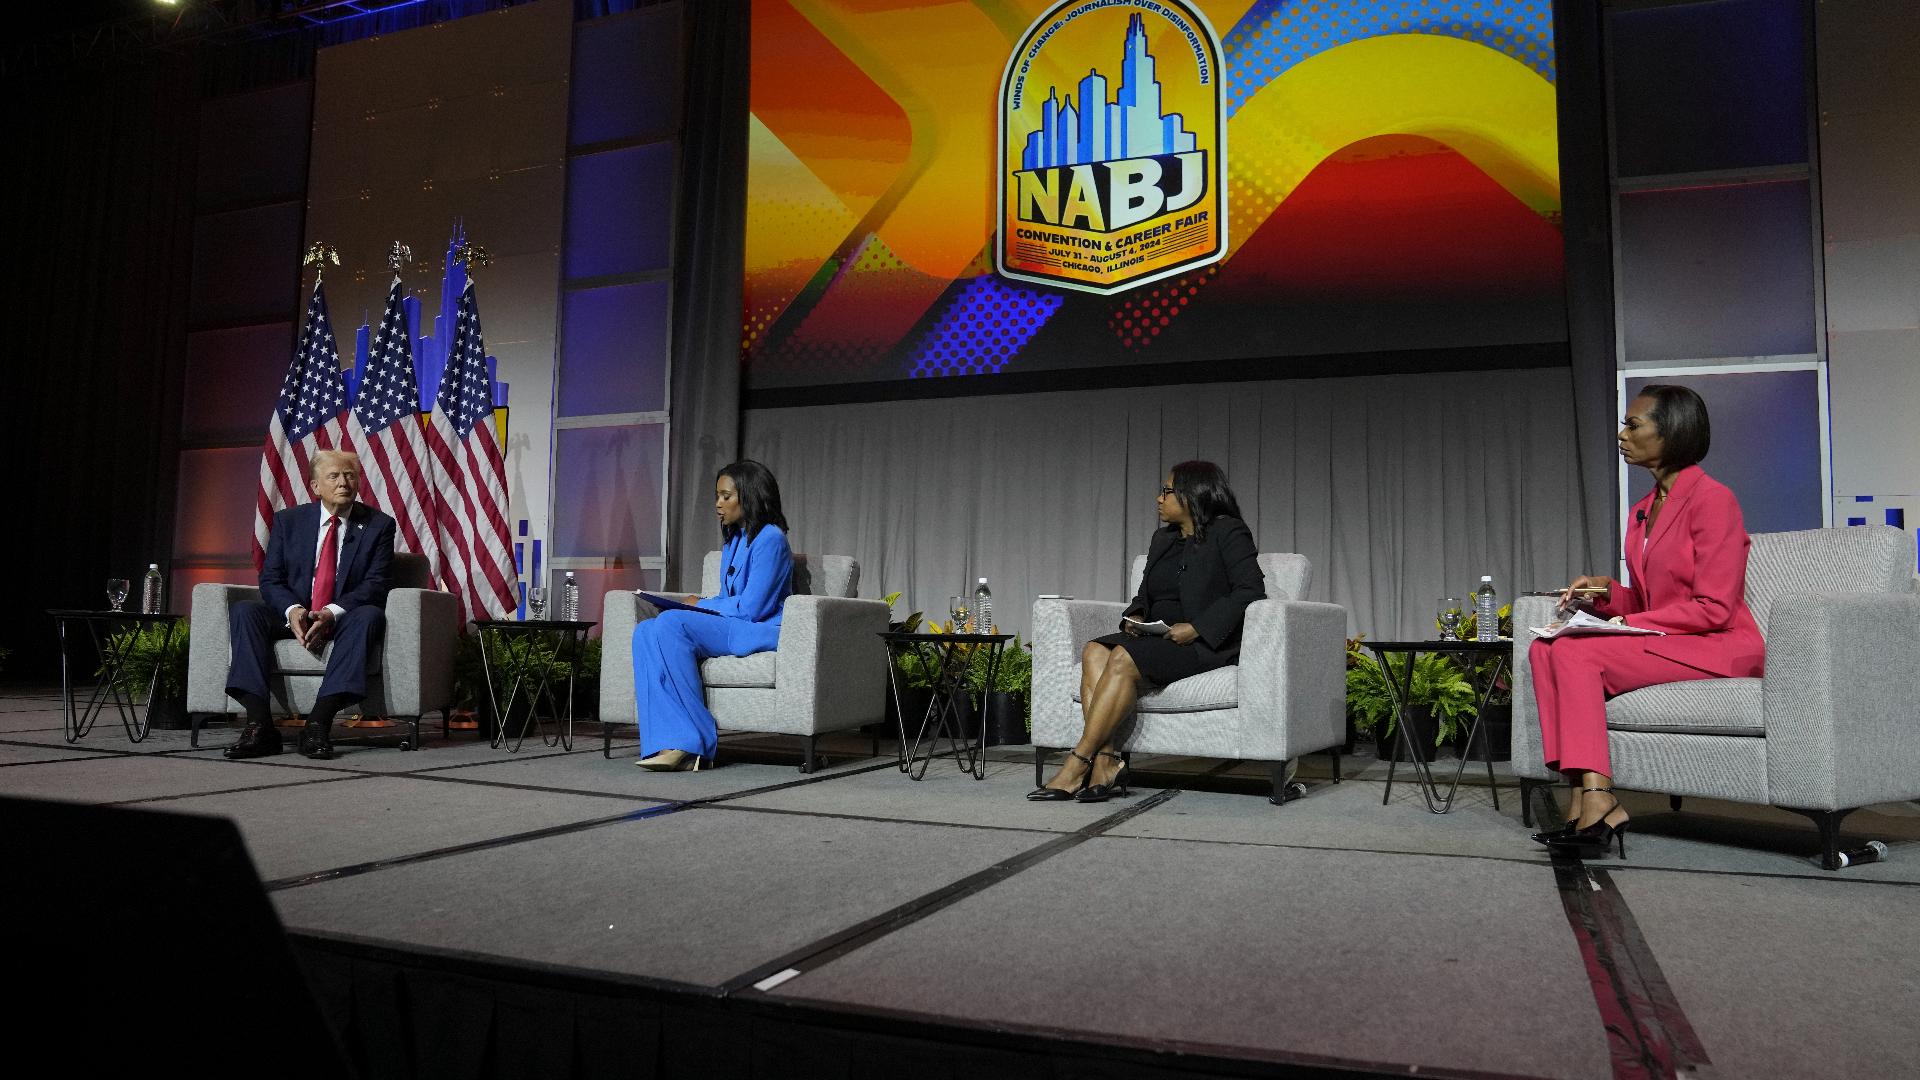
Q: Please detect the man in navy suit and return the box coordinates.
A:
[226,449,396,760]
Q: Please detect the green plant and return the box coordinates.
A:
[452,632,600,711]
[967,635,1033,730]
[1435,601,1514,704]
[882,591,923,634]
[100,624,191,702]
[1345,644,1478,745]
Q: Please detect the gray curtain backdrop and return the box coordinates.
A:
[743,367,1592,641]
[666,0,749,591]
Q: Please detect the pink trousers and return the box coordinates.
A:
[1528,635,1716,774]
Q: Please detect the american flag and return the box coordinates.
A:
[425,278,516,624]
[344,275,440,580]
[254,282,350,571]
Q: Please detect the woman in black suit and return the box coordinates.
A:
[1028,460,1266,803]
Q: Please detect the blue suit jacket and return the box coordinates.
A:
[695,524,792,655]
[259,501,397,615]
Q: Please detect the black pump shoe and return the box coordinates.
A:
[1028,749,1094,801]
[1075,750,1131,803]
[1542,788,1629,859]
[297,719,335,760]
[1530,821,1579,844]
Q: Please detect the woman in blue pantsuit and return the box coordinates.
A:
[631,460,793,771]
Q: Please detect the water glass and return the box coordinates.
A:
[1437,597,1464,640]
[106,578,131,612]
[948,596,971,633]
[527,587,549,621]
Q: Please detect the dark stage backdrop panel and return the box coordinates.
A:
[1623,370,1825,539]
[303,0,573,557]
[743,367,1588,642]
[742,0,1565,393]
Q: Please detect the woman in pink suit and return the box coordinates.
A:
[1532,384,1764,858]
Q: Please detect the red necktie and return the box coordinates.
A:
[312,516,339,610]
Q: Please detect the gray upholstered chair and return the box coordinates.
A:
[184,552,460,750]
[598,552,890,772]
[1510,524,1920,868]
[1031,552,1348,802]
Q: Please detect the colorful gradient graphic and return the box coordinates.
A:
[746,0,1563,388]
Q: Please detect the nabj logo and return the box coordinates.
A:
[997,1,1226,295]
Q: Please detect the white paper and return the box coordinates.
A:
[1530,609,1664,639]
[1123,617,1173,636]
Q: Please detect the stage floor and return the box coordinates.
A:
[5,689,1918,1079]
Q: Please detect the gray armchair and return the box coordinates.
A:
[1031,553,1348,802]
[184,552,460,750]
[1510,524,1920,868]
[598,552,890,772]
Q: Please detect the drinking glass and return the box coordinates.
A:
[527,587,549,621]
[1437,598,1464,640]
[948,596,971,633]
[106,578,131,612]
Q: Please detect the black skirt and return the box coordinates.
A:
[1089,631,1229,688]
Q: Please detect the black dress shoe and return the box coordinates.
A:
[297,720,335,760]
[224,722,282,760]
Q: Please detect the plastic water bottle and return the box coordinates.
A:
[1474,575,1497,641]
[140,564,164,614]
[561,571,580,622]
[973,577,993,634]
[1832,840,1889,868]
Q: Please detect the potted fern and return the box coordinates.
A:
[101,624,192,729]
[1437,602,1514,761]
[1346,641,1478,762]
[967,634,1032,746]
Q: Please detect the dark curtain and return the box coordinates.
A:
[1555,0,1621,574]
[0,59,200,683]
[665,0,750,590]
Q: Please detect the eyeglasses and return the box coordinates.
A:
[1158,486,1176,496]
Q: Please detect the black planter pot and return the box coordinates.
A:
[1463,702,1513,762]
[1380,705,1442,763]
[982,691,1028,747]
[887,686,934,738]
[145,694,190,731]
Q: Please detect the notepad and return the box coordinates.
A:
[1529,610,1662,639]
[1122,617,1173,636]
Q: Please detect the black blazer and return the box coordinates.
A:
[1122,515,1265,662]
[259,500,396,615]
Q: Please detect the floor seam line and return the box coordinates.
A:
[261,758,907,892]
[716,787,1185,995]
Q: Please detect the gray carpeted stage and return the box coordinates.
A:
[4,688,1917,1079]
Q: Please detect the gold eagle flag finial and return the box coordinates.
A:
[302,242,341,284]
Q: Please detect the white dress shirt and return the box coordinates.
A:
[285,507,352,626]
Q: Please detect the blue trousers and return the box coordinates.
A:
[226,600,385,705]
[632,610,778,758]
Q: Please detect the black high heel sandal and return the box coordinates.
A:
[1531,787,1585,843]
[1542,787,1630,859]
[1075,750,1131,803]
[1027,749,1094,801]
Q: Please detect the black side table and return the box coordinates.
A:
[49,610,186,744]
[1362,639,1512,814]
[879,632,1012,781]
[472,619,595,753]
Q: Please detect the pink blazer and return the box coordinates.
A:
[1593,465,1765,678]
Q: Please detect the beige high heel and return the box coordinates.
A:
[635,748,706,772]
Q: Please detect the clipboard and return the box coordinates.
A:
[634,591,720,616]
